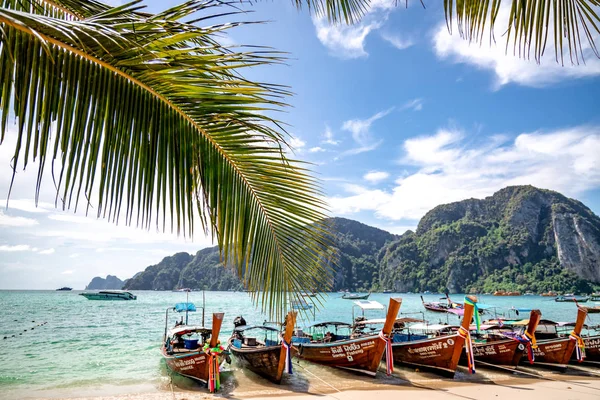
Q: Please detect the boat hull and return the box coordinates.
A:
[469,339,524,368]
[296,335,381,373]
[161,347,210,383]
[80,293,136,300]
[391,334,462,378]
[526,337,575,369]
[228,339,295,383]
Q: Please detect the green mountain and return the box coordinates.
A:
[85,275,124,290]
[123,186,600,293]
[379,186,600,294]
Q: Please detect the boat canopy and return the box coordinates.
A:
[233,325,280,333]
[304,321,351,329]
[174,302,196,312]
[408,323,458,332]
[168,325,211,337]
[353,300,384,310]
[355,317,423,326]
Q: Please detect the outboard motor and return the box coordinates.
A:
[233,316,247,328]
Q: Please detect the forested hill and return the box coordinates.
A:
[123,186,600,293]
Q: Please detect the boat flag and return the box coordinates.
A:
[282,339,293,374]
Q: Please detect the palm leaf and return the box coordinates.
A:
[444,0,600,64]
[0,0,333,318]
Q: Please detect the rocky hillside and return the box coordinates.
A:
[122,186,600,293]
[85,275,124,290]
[379,186,600,293]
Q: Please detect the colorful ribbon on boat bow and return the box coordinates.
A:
[203,343,224,392]
[458,326,475,374]
[464,296,480,333]
[520,331,537,364]
[570,331,586,363]
[281,339,293,374]
[379,330,393,376]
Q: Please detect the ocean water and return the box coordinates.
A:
[0,291,597,398]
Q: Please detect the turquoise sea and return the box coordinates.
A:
[0,291,597,399]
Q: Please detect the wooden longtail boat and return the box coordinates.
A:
[575,335,600,364]
[469,309,541,369]
[577,304,600,314]
[161,303,225,391]
[529,307,587,370]
[228,311,297,384]
[390,296,477,378]
[295,297,401,375]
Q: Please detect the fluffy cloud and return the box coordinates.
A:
[0,244,33,252]
[321,125,340,146]
[312,1,403,58]
[336,108,393,158]
[328,125,600,221]
[364,171,390,183]
[309,147,326,153]
[401,98,423,111]
[38,248,55,255]
[0,210,38,227]
[381,33,414,50]
[289,136,306,150]
[433,5,600,88]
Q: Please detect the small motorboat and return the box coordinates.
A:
[56,287,72,291]
[228,311,297,384]
[79,290,136,300]
[341,292,370,300]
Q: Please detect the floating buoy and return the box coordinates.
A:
[3,336,6,339]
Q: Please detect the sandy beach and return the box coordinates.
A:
[20,362,600,400]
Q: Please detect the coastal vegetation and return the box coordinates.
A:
[124,186,600,294]
[1,1,599,318]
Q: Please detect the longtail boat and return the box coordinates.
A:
[295,297,401,375]
[420,295,457,313]
[577,304,600,314]
[161,303,225,392]
[528,307,587,370]
[468,309,541,369]
[390,296,477,378]
[228,311,297,383]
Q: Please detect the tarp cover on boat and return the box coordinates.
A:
[355,317,423,325]
[233,325,280,332]
[304,321,351,329]
[174,303,196,312]
[408,323,458,332]
[353,300,384,310]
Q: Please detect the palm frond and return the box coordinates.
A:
[0,0,333,319]
[291,0,370,23]
[444,0,600,64]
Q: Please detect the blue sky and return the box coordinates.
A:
[1,1,599,289]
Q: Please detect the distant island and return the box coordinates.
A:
[85,275,125,290]
[123,186,600,294]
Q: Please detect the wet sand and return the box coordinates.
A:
[22,362,600,400]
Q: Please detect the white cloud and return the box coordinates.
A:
[336,108,393,158]
[0,244,32,252]
[61,269,74,275]
[314,17,379,59]
[289,136,306,150]
[309,147,326,153]
[433,5,600,88]
[364,171,390,183]
[38,248,55,255]
[401,98,423,111]
[381,33,414,50]
[312,1,398,58]
[322,126,340,146]
[0,210,39,227]
[328,125,600,221]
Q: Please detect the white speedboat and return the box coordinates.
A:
[80,290,137,300]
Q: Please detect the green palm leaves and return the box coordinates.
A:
[444,0,600,64]
[0,0,332,318]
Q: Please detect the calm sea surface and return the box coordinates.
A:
[0,291,597,398]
